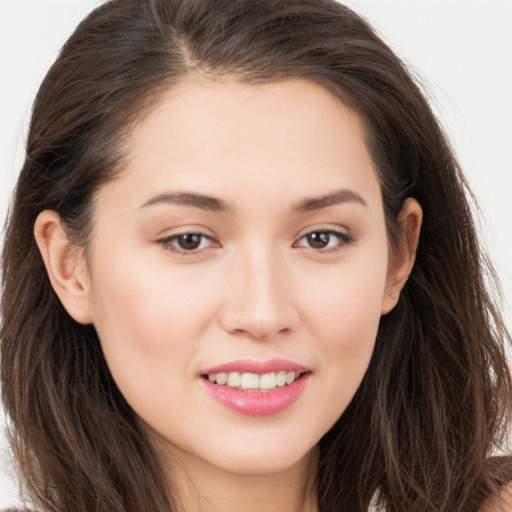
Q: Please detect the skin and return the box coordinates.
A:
[35,78,423,512]
[484,487,512,512]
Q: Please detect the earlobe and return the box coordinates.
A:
[34,210,93,324]
[381,198,423,315]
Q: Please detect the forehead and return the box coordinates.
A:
[98,77,382,215]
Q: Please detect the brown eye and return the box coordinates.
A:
[306,232,331,249]
[157,232,218,255]
[177,233,203,250]
[294,229,353,252]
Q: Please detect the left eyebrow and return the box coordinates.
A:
[293,189,367,213]
[140,192,231,213]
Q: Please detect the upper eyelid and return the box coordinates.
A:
[293,224,352,240]
[155,226,353,249]
[295,229,351,243]
[156,232,220,256]
[292,228,355,253]
[154,223,215,237]
[158,229,212,239]
[157,231,218,245]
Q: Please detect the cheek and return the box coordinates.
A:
[297,254,387,414]
[87,246,220,390]
[310,277,382,374]
[93,244,213,328]
[302,251,387,346]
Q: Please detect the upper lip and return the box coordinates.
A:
[201,358,310,375]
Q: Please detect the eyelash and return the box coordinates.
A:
[156,229,353,256]
[293,229,354,252]
[156,231,219,256]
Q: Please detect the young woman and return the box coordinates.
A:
[1,0,511,511]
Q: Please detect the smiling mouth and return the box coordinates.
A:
[201,370,310,391]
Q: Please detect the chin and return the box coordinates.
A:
[200,434,319,477]
[214,448,315,477]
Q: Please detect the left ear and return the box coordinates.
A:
[381,197,423,315]
[34,210,94,324]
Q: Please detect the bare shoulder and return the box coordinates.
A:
[481,483,512,512]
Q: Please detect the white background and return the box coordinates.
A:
[1,0,511,507]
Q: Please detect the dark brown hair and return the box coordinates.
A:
[2,0,511,510]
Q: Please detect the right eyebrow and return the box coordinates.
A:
[140,192,232,213]
[292,188,367,213]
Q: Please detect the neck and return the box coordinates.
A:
[163,445,319,512]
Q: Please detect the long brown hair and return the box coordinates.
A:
[2,1,511,510]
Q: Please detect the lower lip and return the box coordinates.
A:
[201,374,310,416]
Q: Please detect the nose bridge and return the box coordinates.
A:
[221,241,298,339]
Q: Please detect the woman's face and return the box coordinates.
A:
[81,78,411,476]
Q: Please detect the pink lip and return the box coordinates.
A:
[201,358,309,375]
[200,358,311,416]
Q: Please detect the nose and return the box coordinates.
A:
[219,246,299,340]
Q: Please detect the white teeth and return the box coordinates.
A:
[207,370,301,390]
[216,372,228,385]
[276,370,287,387]
[286,371,296,385]
[240,372,259,389]
[259,372,276,390]
[227,372,241,387]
